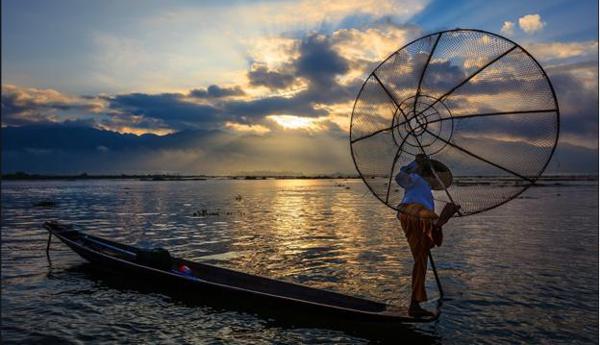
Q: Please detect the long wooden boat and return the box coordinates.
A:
[43,221,439,328]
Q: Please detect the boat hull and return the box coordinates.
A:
[44,221,438,332]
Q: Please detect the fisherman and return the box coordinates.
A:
[395,153,459,317]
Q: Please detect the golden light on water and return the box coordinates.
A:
[256,178,410,297]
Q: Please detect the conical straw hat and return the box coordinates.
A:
[422,159,453,190]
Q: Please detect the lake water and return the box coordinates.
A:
[1,179,598,344]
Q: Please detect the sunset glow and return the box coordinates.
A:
[225,122,271,134]
[1,0,597,174]
[268,115,319,129]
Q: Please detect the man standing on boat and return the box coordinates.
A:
[395,154,459,317]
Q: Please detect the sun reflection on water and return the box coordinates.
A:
[2,179,596,343]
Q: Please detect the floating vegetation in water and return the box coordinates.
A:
[192,209,244,217]
[333,182,351,190]
[193,209,220,217]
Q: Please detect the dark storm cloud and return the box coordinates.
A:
[107,92,223,129]
[295,34,349,87]
[297,77,360,105]
[189,85,245,98]
[247,34,358,108]
[245,34,350,92]
[217,33,359,121]
[224,95,327,120]
[247,66,296,90]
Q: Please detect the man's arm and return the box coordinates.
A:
[435,203,461,228]
[395,161,417,188]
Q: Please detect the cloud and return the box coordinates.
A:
[545,60,598,149]
[222,0,428,34]
[247,65,297,90]
[295,34,350,86]
[500,21,515,36]
[106,31,360,129]
[1,84,106,126]
[518,14,545,34]
[107,93,223,130]
[101,31,365,133]
[441,58,598,155]
[3,20,598,176]
[245,37,300,70]
[223,95,327,120]
[224,122,271,135]
[225,32,366,125]
[524,41,598,62]
[266,115,333,132]
[331,24,420,61]
[97,113,174,136]
[189,85,245,98]
[79,0,430,95]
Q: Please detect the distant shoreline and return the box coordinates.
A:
[1,173,361,181]
[1,172,598,182]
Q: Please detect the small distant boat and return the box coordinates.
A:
[43,221,440,328]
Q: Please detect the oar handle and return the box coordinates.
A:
[46,232,52,252]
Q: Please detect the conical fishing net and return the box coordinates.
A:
[350,29,559,216]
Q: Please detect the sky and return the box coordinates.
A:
[1,0,598,175]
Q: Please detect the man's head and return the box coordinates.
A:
[410,155,454,190]
[413,154,432,177]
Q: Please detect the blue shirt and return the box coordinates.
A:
[395,161,434,211]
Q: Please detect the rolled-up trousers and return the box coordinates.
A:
[397,203,438,302]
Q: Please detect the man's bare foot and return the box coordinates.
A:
[408,301,435,318]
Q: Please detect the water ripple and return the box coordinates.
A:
[1,179,598,344]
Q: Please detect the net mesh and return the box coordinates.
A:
[350,29,559,216]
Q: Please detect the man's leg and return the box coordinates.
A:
[411,244,429,303]
[408,228,434,318]
[400,213,434,316]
